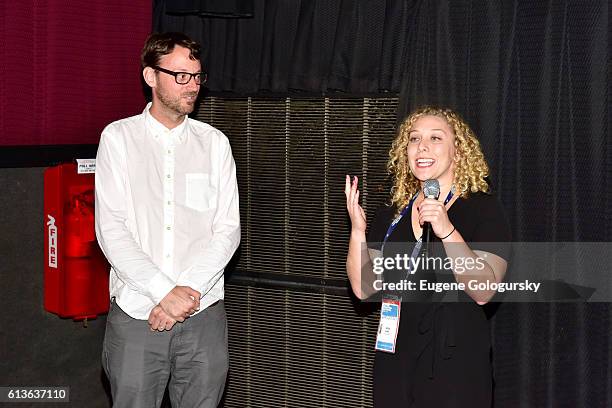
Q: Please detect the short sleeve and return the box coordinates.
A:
[468,194,512,261]
[366,205,395,251]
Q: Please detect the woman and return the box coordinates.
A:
[345,107,511,407]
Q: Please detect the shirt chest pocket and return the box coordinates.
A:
[185,173,216,211]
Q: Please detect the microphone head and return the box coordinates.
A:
[423,179,440,199]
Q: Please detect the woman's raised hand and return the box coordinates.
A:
[345,175,367,233]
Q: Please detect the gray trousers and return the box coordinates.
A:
[102,300,228,408]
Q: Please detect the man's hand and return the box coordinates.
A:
[148,305,177,332]
[159,286,201,322]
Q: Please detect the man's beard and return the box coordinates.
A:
[156,87,198,116]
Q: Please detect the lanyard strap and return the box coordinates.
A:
[380,189,454,276]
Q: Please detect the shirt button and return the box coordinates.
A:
[167,150,172,154]
[166,174,171,179]
[166,226,171,231]
[167,201,172,205]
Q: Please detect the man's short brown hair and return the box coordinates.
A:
[141,32,201,69]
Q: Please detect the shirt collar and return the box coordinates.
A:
[144,102,188,144]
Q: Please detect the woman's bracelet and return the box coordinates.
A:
[440,226,455,240]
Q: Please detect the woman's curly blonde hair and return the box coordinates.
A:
[388,106,490,211]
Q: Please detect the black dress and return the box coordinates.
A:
[368,192,511,408]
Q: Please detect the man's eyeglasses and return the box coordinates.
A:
[153,66,208,85]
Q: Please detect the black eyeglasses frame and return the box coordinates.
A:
[152,66,207,85]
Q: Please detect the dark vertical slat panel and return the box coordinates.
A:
[362,97,399,219]
[326,98,366,281]
[196,96,399,407]
[201,95,398,280]
[286,98,326,277]
[246,98,290,275]
[224,284,379,408]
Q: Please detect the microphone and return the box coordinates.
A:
[421,179,440,254]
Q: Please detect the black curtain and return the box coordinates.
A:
[398,0,610,242]
[397,5,610,405]
[154,1,611,407]
[154,0,410,93]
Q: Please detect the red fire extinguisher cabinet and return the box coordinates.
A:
[44,163,109,320]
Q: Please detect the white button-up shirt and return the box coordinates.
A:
[95,103,240,319]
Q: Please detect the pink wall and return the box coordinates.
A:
[1,1,152,145]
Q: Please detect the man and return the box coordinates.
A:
[95,32,240,408]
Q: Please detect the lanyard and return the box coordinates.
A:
[381,189,454,262]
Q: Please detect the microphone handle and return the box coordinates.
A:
[421,191,438,264]
[422,222,432,244]
[422,192,437,250]
[422,222,433,261]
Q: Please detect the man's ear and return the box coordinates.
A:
[142,67,157,88]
